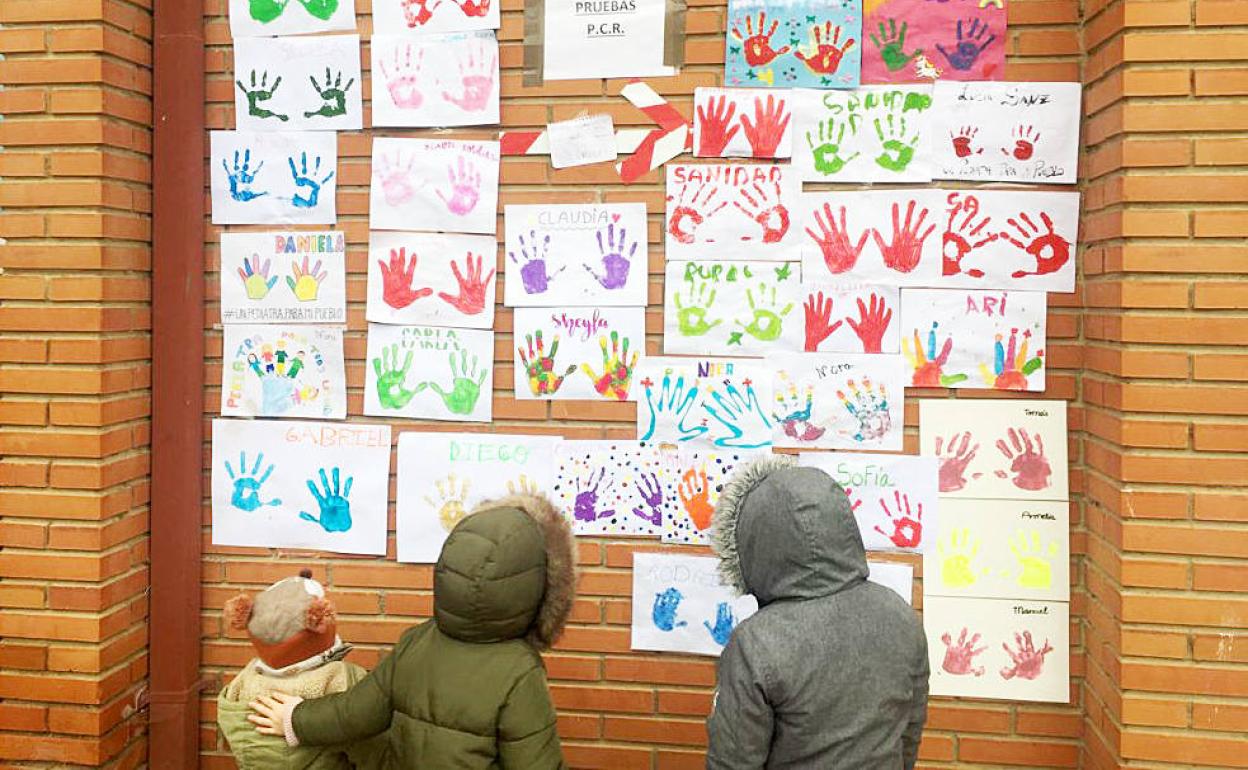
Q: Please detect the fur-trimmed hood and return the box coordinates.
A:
[711,455,867,606]
[433,493,577,651]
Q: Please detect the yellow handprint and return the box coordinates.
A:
[287,256,328,302]
[1009,530,1058,589]
[424,473,470,533]
[507,474,538,496]
[938,528,986,589]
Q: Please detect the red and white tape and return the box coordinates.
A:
[499,128,664,157]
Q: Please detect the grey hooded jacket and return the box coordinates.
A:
[707,456,928,770]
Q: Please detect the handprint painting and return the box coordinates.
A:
[665,164,801,261]
[220,231,346,323]
[211,419,391,555]
[664,260,804,357]
[798,189,944,285]
[363,323,494,423]
[724,0,863,89]
[229,0,356,37]
[552,441,678,536]
[860,0,1005,84]
[395,432,560,562]
[366,232,497,328]
[662,447,768,544]
[512,307,646,401]
[631,553,759,656]
[631,357,774,449]
[900,288,1048,391]
[792,85,935,183]
[925,596,1070,702]
[372,0,501,35]
[233,35,363,131]
[503,203,648,306]
[371,32,499,128]
[370,137,500,235]
[693,88,794,159]
[767,352,906,450]
[211,131,338,224]
[801,284,899,353]
[221,325,346,419]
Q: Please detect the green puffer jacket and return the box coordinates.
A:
[290,494,577,770]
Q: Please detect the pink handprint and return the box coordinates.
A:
[999,631,1053,680]
[441,43,496,113]
[994,427,1052,491]
[941,628,987,676]
[380,43,425,109]
[934,431,979,493]
[376,151,418,207]
[436,156,481,216]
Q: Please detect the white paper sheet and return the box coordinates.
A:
[553,441,679,536]
[543,0,674,81]
[693,87,794,159]
[632,357,774,450]
[800,284,900,354]
[665,164,802,262]
[664,261,803,357]
[930,81,1082,185]
[548,115,618,168]
[221,325,346,420]
[663,446,769,544]
[211,131,338,225]
[799,451,939,554]
[792,85,936,183]
[924,596,1070,703]
[798,190,946,286]
[899,288,1048,391]
[229,0,357,38]
[370,137,500,235]
[504,203,648,307]
[371,0,501,34]
[395,432,561,562]
[371,33,499,128]
[631,553,759,657]
[220,231,346,324]
[211,419,391,554]
[234,35,363,131]
[365,231,497,329]
[512,307,647,400]
[767,352,905,451]
[363,323,494,423]
[868,560,914,605]
[919,399,1068,501]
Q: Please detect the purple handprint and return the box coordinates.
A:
[573,467,615,523]
[631,472,664,526]
[509,229,563,295]
[936,19,996,71]
[584,222,637,290]
[436,155,481,216]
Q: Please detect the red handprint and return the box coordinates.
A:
[994,427,1052,491]
[732,179,789,243]
[871,200,935,274]
[941,628,987,676]
[437,251,495,315]
[794,22,856,75]
[730,11,791,67]
[378,247,432,309]
[845,292,893,353]
[1003,125,1041,161]
[740,94,790,158]
[1000,631,1053,680]
[934,431,979,493]
[950,126,982,158]
[696,95,740,157]
[873,491,923,548]
[803,291,843,352]
[805,202,869,275]
[943,192,997,278]
[455,0,490,16]
[1000,211,1071,279]
[667,182,727,245]
[401,0,441,27]
[842,486,864,515]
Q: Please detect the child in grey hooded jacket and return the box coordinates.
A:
[707,455,929,769]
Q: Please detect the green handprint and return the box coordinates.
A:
[372,343,418,410]
[870,19,922,72]
[1010,530,1058,589]
[296,0,340,20]
[236,70,288,122]
[806,116,860,177]
[422,348,487,416]
[938,528,986,589]
[674,281,723,337]
[736,283,793,342]
[250,0,289,23]
[874,113,919,172]
[303,68,355,119]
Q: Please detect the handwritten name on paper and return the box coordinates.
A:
[283,424,390,448]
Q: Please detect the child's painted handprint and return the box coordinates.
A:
[652,587,688,632]
[806,202,869,274]
[806,116,860,176]
[517,331,576,396]
[380,44,425,109]
[631,472,664,526]
[303,68,354,119]
[573,467,615,522]
[732,178,789,243]
[249,0,289,23]
[376,151,419,207]
[581,331,639,401]
[794,21,856,76]
[441,42,496,113]
[870,19,922,72]
[704,602,736,646]
[286,256,326,302]
[238,254,277,300]
[677,467,714,530]
[667,181,727,244]
[938,528,985,588]
[638,370,708,442]
[1000,631,1053,680]
[934,431,979,492]
[454,0,490,17]
[837,379,892,443]
[739,94,790,159]
[585,223,636,290]
[372,343,418,410]
[873,113,920,173]
[730,11,790,67]
[936,18,996,71]
[225,451,281,512]
[773,370,824,442]
[943,193,997,277]
[1009,530,1058,589]
[422,348,487,415]
[288,152,334,209]
[223,148,268,203]
[846,293,894,354]
[696,94,740,156]
[979,328,1043,390]
[296,0,340,19]
[378,247,433,310]
[1000,211,1071,279]
[509,230,562,295]
[902,323,968,387]
[1003,125,1041,161]
[674,282,723,337]
[705,381,772,448]
[994,426,1052,491]
[874,491,923,548]
[236,70,288,122]
[401,0,442,26]
[872,200,935,274]
[940,628,987,676]
[424,473,470,532]
[803,291,842,352]
[950,126,982,158]
[438,251,494,315]
[436,156,482,216]
[506,474,538,496]
[735,283,794,343]
[299,467,353,533]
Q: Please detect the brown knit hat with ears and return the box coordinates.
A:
[223,569,338,671]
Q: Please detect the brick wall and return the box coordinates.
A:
[0,0,153,767]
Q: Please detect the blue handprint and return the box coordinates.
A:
[288,152,335,209]
[639,370,708,443]
[299,466,353,532]
[936,18,996,71]
[222,148,268,202]
[652,587,688,632]
[225,452,281,512]
[704,601,736,646]
[704,380,773,449]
